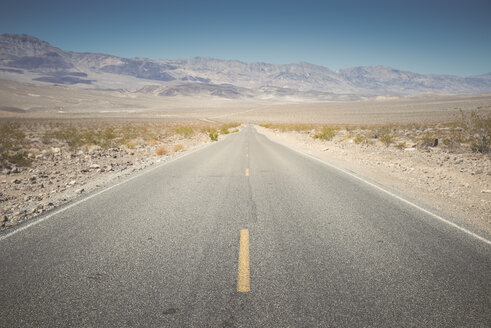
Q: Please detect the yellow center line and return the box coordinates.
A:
[246,153,248,158]
[237,229,250,292]
[245,168,250,176]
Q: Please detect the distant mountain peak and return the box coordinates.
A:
[0,33,490,96]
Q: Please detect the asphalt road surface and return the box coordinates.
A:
[1,126,490,327]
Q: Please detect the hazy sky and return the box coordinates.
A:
[1,0,490,76]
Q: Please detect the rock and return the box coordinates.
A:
[89,164,100,169]
[2,215,8,223]
[481,190,491,193]
[76,188,85,194]
[69,180,77,185]
[51,147,61,154]
[13,179,21,184]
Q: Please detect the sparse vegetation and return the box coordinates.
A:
[459,110,490,153]
[259,115,490,153]
[174,125,195,138]
[259,123,314,132]
[353,134,368,144]
[209,129,219,141]
[396,141,407,150]
[379,134,394,147]
[125,140,137,149]
[312,126,337,141]
[173,144,184,152]
[0,122,31,168]
[41,122,213,150]
[418,133,438,147]
[218,123,240,135]
[155,145,168,156]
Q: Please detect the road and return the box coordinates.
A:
[0,126,490,327]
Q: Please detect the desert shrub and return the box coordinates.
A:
[87,127,118,149]
[220,122,240,130]
[155,145,168,155]
[0,122,31,167]
[230,129,239,133]
[209,129,219,141]
[220,126,230,135]
[290,124,313,132]
[418,133,438,147]
[44,125,120,149]
[276,124,313,132]
[174,125,195,138]
[44,126,82,148]
[259,123,273,129]
[373,126,391,139]
[312,126,337,141]
[380,134,394,147]
[353,135,368,144]
[459,110,490,153]
[396,141,407,150]
[173,144,184,152]
[125,140,137,149]
[120,123,154,142]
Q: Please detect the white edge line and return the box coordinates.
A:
[0,139,218,242]
[257,127,491,246]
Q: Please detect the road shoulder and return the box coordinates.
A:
[255,125,491,239]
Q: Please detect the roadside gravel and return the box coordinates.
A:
[1,133,212,231]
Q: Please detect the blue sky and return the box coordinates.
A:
[1,0,490,76]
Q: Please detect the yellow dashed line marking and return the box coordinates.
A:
[246,153,248,158]
[237,229,250,292]
[245,168,249,176]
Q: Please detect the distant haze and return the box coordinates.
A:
[0,34,490,100]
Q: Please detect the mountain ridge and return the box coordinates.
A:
[1,33,490,98]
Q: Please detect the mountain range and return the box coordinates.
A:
[1,33,490,100]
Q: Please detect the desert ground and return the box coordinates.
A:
[1,80,490,234]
